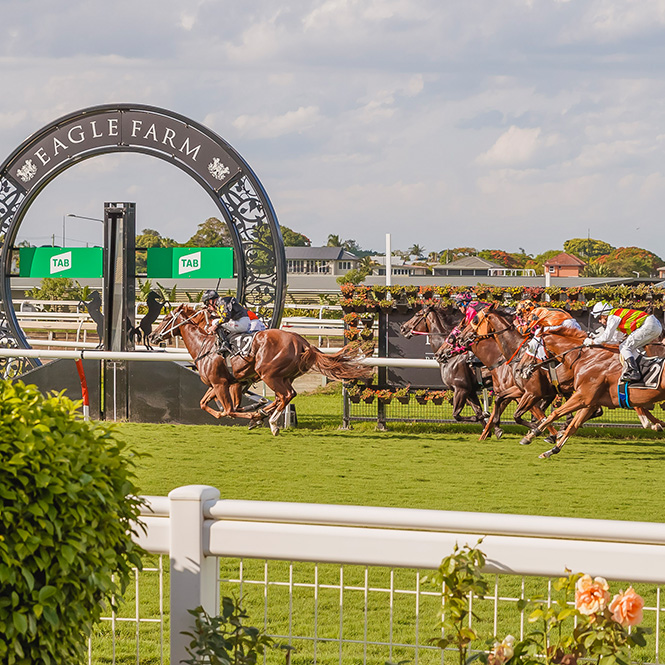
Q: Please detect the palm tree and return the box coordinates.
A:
[326,234,342,247]
[408,244,425,260]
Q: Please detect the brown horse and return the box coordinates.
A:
[400,305,492,425]
[520,327,665,457]
[454,306,565,442]
[149,304,373,434]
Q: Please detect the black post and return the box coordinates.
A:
[102,202,136,420]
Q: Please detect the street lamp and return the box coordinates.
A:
[62,213,104,246]
[633,271,640,279]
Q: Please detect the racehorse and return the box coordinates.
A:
[149,304,373,434]
[518,327,665,457]
[453,306,565,442]
[400,305,492,426]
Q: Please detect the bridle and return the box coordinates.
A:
[151,305,204,342]
[402,307,433,337]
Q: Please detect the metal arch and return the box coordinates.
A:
[0,103,286,351]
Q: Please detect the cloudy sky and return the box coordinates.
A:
[3,0,665,258]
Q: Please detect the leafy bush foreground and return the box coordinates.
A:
[0,381,145,665]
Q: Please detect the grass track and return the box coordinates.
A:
[120,383,665,521]
[98,383,665,664]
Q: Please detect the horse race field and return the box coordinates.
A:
[102,382,665,665]
[119,381,665,521]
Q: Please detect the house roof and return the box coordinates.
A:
[432,256,503,269]
[543,252,586,267]
[284,246,359,261]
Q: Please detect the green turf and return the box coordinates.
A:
[94,384,665,664]
[120,382,665,522]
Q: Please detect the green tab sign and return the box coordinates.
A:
[147,247,234,279]
[19,247,103,278]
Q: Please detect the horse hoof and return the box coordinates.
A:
[494,428,503,439]
[270,423,280,436]
[248,419,261,431]
[543,435,556,445]
[653,423,663,432]
[539,447,560,459]
[520,436,532,446]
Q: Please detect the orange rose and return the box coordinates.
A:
[575,574,610,615]
[609,587,644,627]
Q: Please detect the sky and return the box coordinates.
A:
[2,0,665,258]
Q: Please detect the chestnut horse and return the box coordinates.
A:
[519,327,665,457]
[149,304,373,434]
[400,305,492,426]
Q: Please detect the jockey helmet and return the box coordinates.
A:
[516,299,536,319]
[452,292,473,308]
[591,301,612,318]
[202,289,219,304]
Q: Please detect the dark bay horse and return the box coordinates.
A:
[149,304,373,434]
[400,305,492,426]
[519,327,665,457]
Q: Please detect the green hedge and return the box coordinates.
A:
[0,381,144,665]
[339,283,665,312]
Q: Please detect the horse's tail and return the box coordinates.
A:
[303,345,374,381]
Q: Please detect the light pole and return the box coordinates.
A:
[62,214,104,246]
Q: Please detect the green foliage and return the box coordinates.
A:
[184,217,232,247]
[564,238,615,260]
[135,228,179,273]
[0,381,145,665]
[426,541,489,665]
[182,597,289,665]
[27,278,86,306]
[477,249,522,268]
[595,246,663,277]
[281,225,311,247]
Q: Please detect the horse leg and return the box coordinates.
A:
[261,375,297,436]
[520,392,590,446]
[539,406,596,459]
[481,386,521,441]
[635,407,664,431]
[451,389,484,423]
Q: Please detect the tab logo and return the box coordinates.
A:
[178,251,201,275]
[50,251,72,274]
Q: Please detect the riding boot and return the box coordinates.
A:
[620,356,641,384]
[216,328,232,355]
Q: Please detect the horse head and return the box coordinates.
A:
[148,303,195,344]
[400,305,434,338]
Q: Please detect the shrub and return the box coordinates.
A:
[0,381,145,665]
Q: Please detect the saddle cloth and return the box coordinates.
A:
[634,355,665,388]
[228,331,256,358]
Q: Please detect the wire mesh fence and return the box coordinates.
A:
[220,557,665,665]
[344,392,665,429]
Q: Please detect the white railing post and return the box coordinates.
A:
[168,485,220,664]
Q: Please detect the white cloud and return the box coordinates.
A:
[476,126,544,167]
[233,106,323,139]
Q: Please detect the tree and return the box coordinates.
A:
[326,234,342,247]
[408,244,426,259]
[477,250,521,268]
[594,247,663,277]
[563,238,614,260]
[184,217,232,247]
[281,226,311,247]
[135,228,179,274]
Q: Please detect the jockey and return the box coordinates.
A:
[585,301,663,383]
[446,292,490,354]
[202,289,251,354]
[514,299,582,375]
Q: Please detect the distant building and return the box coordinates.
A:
[431,256,504,277]
[543,252,586,278]
[372,255,431,277]
[285,246,360,276]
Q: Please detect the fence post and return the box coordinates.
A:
[168,484,220,664]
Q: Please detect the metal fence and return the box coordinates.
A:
[88,486,665,665]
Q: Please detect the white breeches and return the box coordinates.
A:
[221,316,251,334]
[249,318,267,332]
[619,316,662,360]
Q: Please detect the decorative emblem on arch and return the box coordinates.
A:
[0,104,286,353]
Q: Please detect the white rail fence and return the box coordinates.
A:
[115,485,665,665]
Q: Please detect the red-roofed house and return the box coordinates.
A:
[543,252,586,278]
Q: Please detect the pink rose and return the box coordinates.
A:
[609,587,644,627]
[575,574,610,615]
